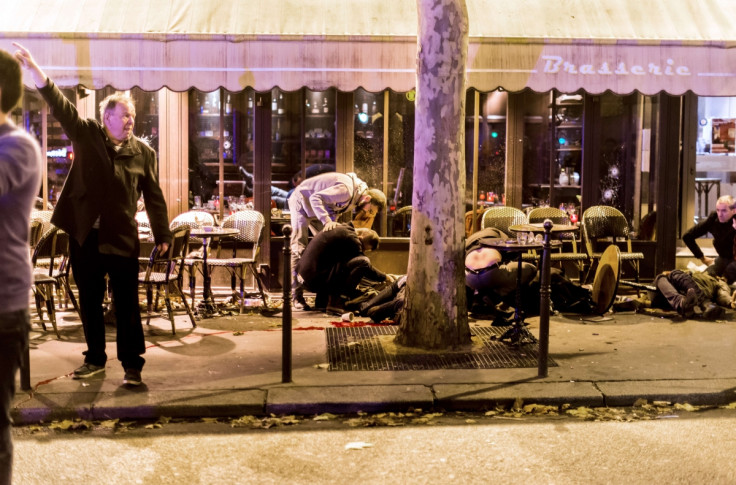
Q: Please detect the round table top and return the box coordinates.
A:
[189,227,239,238]
[480,237,544,252]
[508,223,578,234]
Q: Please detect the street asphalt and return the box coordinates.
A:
[12,298,736,424]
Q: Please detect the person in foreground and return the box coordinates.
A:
[15,44,172,387]
[288,171,385,309]
[0,48,43,485]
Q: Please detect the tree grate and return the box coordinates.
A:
[325,326,556,371]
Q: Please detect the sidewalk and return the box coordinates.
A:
[12,302,736,424]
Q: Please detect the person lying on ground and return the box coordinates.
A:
[651,269,730,319]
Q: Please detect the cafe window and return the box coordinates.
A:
[466,89,508,208]
[353,88,385,197]
[694,96,736,223]
[17,87,76,206]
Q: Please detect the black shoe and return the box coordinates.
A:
[73,363,105,379]
[679,288,698,317]
[293,296,311,311]
[703,302,726,320]
[123,368,142,386]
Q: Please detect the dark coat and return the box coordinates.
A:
[296,225,385,292]
[39,81,171,257]
[682,211,735,261]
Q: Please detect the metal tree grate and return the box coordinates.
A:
[325,326,556,371]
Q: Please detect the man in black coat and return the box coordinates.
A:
[296,224,388,311]
[15,44,172,387]
[682,195,736,282]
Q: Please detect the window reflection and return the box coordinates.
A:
[353,88,384,196]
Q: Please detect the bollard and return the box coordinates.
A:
[538,219,552,377]
[281,225,292,383]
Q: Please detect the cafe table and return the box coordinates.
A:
[508,220,571,377]
[189,227,239,317]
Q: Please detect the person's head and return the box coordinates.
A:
[99,93,136,144]
[0,49,23,115]
[716,195,735,223]
[356,228,380,252]
[359,188,386,215]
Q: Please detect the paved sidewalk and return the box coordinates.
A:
[12,304,736,424]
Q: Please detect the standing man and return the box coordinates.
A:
[682,195,736,282]
[288,171,385,309]
[14,44,172,387]
[0,48,43,485]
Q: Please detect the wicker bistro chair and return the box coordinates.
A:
[170,210,218,306]
[481,207,528,235]
[138,226,196,335]
[581,205,644,284]
[203,210,269,313]
[527,207,589,279]
[30,226,73,338]
[481,206,536,262]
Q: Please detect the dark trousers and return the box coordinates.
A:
[0,308,29,485]
[654,269,704,311]
[707,257,736,284]
[312,256,375,308]
[69,230,145,371]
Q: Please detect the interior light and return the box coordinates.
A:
[558,137,567,145]
[358,112,369,124]
[491,131,498,138]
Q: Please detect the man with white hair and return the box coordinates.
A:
[15,44,172,387]
[682,194,736,282]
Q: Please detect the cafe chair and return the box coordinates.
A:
[138,226,196,335]
[204,209,269,313]
[30,226,67,338]
[581,205,644,284]
[31,209,54,238]
[171,210,217,306]
[29,219,43,250]
[481,206,536,262]
[527,207,589,280]
[481,206,528,236]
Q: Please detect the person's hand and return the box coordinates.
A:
[323,221,339,232]
[702,256,714,266]
[12,43,48,88]
[157,242,170,257]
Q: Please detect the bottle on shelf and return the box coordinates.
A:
[323,97,329,114]
[272,95,277,112]
[225,95,231,115]
[277,93,284,114]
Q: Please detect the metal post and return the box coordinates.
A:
[281,225,292,383]
[538,219,552,377]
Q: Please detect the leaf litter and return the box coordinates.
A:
[19,399,736,434]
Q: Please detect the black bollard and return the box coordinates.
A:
[538,219,552,377]
[281,225,293,383]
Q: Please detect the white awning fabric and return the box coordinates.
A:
[1,0,734,95]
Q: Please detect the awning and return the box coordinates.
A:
[1,0,734,95]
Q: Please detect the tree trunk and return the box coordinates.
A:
[394,0,470,350]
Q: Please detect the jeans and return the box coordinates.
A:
[69,230,145,371]
[654,270,705,311]
[0,308,30,485]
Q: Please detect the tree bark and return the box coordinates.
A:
[395,0,470,350]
